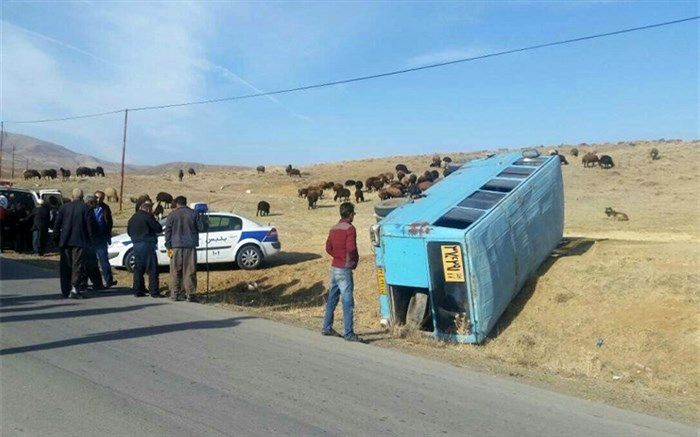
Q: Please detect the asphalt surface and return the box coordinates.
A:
[0,257,694,436]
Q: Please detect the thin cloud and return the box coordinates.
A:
[5,21,118,68]
[203,61,312,122]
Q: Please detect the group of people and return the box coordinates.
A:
[53,189,116,298]
[51,190,363,340]
[125,195,204,300]
[0,195,59,255]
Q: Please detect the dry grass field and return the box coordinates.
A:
[5,139,698,423]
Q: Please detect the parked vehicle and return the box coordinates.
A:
[371,152,564,343]
[108,211,281,271]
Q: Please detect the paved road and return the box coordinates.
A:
[0,258,694,436]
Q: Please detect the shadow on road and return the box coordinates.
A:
[0,316,255,356]
[0,288,140,307]
[0,303,78,313]
[0,303,164,323]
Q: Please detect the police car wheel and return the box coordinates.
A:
[124,250,136,273]
[237,245,262,270]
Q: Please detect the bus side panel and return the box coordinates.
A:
[468,158,564,341]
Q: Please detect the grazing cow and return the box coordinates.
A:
[581,153,599,168]
[285,164,293,175]
[430,154,442,167]
[130,194,152,213]
[307,191,319,209]
[323,181,335,190]
[23,169,41,180]
[344,179,356,187]
[599,155,614,169]
[105,187,119,202]
[370,178,384,192]
[178,169,184,182]
[430,170,440,181]
[570,148,579,157]
[354,188,364,203]
[256,201,271,216]
[188,168,196,176]
[334,188,351,202]
[59,167,71,181]
[41,169,58,180]
[377,187,403,200]
[395,164,411,174]
[76,166,95,177]
[407,174,417,184]
[95,166,105,177]
[354,180,363,191]
[442,156,452,166]
[650,148,660,160]
[153,203,164,219]
[417,181,433,192]
[156,191,174,208]
[332,183,343,192]
[256,165,266,174]
[605,207,629,221]
[397,171,406,181]
[289,168,301,177]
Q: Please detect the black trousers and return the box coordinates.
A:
[59,246,84,296]
[81,246,104,290]
[133,241,159,295]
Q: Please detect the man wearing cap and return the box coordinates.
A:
[164,196,203,301]
[53,188,95,299]
[127,200,163,297]
[25,199,51,256]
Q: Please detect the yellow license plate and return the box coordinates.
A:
[376,269,387,294]
[441,244,465,282]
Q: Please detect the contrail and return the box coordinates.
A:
[7,21,118,67]
[206,62,312,122]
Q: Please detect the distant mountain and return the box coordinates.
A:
[0,132,249,175]
[0,132,141,173]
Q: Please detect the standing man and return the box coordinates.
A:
[82,195,104,291]
[322,202,363,342]
[127,201,163,298]
[93,190,117,288]
[53,188,95,299]
[164,196,203,301]
[27,199,51,256]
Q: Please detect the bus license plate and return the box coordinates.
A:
[376,269,387,294]
[440,244,465,282]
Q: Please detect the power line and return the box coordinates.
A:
[5,15,698,124]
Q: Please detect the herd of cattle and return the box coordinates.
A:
[22,166,106,180]
[17,146,662,223]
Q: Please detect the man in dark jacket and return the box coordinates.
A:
[164,196,203,301]
[81,195,104,291]
[53,188,95,299]
[26,199,51,256]
[321,202,363,342]
[127,201,163,297]
[93,190,116,287]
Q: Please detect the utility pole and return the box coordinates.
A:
[11,144,15,179]
[118,109,128,211]
[0,121,4,179]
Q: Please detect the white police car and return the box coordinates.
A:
[108,212,281,271]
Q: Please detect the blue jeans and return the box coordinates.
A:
[94,240,113,285]
[322,267,355,337]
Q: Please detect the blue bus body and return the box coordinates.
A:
[372,152,564,343]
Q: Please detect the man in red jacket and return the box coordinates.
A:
[322,202,364,342]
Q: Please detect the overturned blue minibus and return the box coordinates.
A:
[371,152,564,343]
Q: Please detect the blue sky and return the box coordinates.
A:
[1,1,698,166]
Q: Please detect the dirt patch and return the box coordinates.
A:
[4,139,698,423]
